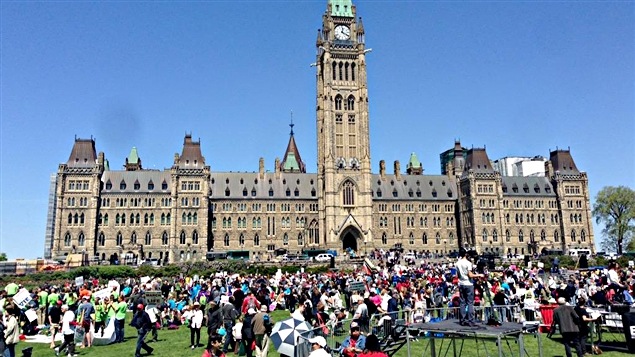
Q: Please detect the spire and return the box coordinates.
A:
[328,0,354,18]
[280,113,306,173]
[406,152,423,175]
[124,147,142,171]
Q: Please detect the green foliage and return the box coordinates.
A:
[0,253,7,262]
[593,186,635,254]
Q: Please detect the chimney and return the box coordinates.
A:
[394,160,401,181]
[259,157,265,179]
[379,160,386,179]
[274,158,281,179]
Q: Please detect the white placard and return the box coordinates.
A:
[108,280,120,290]
[220,295,229,305]
[93,288,112,300]
[75,276,84,287]
[140,276,151,284]
[25,309,38,322]
[537,262,544,268]
[629,261,634,267]
[193,275,199,282]
[13,288,32,309]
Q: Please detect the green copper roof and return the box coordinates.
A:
[127,147,140,164]
[408,152,422,169]
[330,0,354,17]
[283,153,300,171]
[104,159,110,171]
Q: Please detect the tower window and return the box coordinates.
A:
[332,61,337,81]
[335,95,343,110]
[351,63,356,81]
[347,95,355,111]
[343,181,355,206]
[339,62,343,80]
[344,62,349,81]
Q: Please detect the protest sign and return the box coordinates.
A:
[13,288,32,309]
[75,276,84,287]
[145,291,163,306]
[108,280,120,290]
[349,281,366,292]
[140,276,151,284]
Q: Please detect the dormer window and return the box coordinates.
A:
[120,180,127,190]
[105,180,112,190]
[162,181,168,190]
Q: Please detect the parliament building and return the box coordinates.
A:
[45,0,595,264]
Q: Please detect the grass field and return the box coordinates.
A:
[23,310,632,357]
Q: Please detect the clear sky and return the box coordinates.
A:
[1,0,633,259]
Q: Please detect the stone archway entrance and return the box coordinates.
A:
[341,227,361,252]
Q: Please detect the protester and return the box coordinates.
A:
[54,305,76,357]
[77,295,95,348]
[131,304,154,357]
[241,308,256,357]
[3,306,19,357]
[114,295,127,343]
[221,296,239,354]
[359,334,388,357]
[456,248,484,326]
[549,297,583,357]
[189,302,204,349]
[48,300,63,349]
[339,322,366,357]
[252,305,271,357]
[202,334,225,357]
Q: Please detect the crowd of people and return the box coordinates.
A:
[0,249,632,357]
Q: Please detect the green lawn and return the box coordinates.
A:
[23,310,632,357]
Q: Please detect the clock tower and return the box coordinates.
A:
[316,0,373,252]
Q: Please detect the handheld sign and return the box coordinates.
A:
[145,291,163,306]
[93,288,112,301]
[75,276,84,287]
[13,288,32,309]
[349,281,366,292]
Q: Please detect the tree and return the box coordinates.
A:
[593,186,635,254]
[0,253,7,262]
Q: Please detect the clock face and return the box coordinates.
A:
[334,25,351,40]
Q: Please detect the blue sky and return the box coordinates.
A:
[1,0,633,259]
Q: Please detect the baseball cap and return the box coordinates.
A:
[137,304,144,310]
[309,336,327,348]
[350,322,360,330]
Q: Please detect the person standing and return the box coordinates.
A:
[190,302,204,350]
[131,304,154,357]
[455,249,484,327]
[114,295,127,343]
[221,296,239,354]
[77,295,95,348]
[549,297,583,357]
[574,298,598,354]
[54,305,76,357]
[48,300,63,349]
[358,334,388,357]
[3,307,19,357]
[242,308,257,357]
[145,304,160,342]
[252,305,271,357]
[0,311,6,356]
[37,287,48,326]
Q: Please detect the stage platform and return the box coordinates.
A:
[405,320,541,357]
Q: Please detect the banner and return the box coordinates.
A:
[349,281,366,292]
[93,288,112,301]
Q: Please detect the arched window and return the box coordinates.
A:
[492,229,498,242]
[344,62,349,81]
[518,230,524,243]
[342,180,355,206]
[239,233,245,246]
[435,232,441,245]
[192,231,199,245]
[332,61,337,81]
[298,233,304,246]
[347,95,355,111]
[224,233,230,247]
[145,231,151,245]
[409,232,414,245]
[482,229,488,242]
[78,232,85,246]
[144,213,149,225]
[338,62,343,80]
[283,233,289,246]
[554,230,560,243]
[131,232,137,245]
[449,232,454,245]
[351,63,356,81]
[68,213,73,225]
[382,232,388,245]
[98,232,105,246]
[581,230,586,242]
[571,230,576,242]
[335,95,343,110]
[64,232,72,247]
[541,230,546,241]
[505,229,511,242]
[254,234,260,247]
[530,230,535,242]
[179,231,186,245]
[162,231,168,245]
[116,232,123,246]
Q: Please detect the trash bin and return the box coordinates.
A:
[621,309,635,353]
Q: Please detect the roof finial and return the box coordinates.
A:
[289,110,295,136]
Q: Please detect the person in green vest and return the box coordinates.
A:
[64,288,78,312]
[37,287,48,326]
[4,282,18,297]
[114,295,128,343]
[47,288,60,312]
[94,297,107,337]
